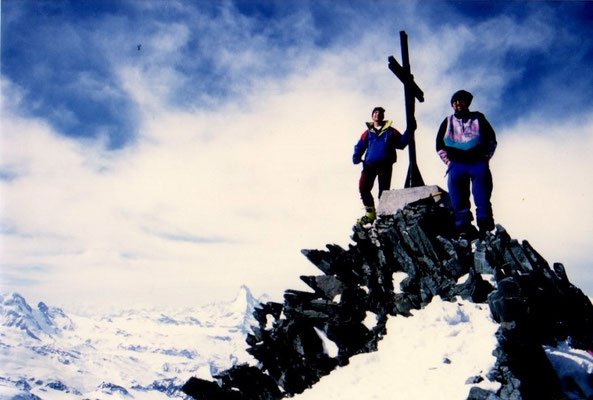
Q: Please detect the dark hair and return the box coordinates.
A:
[450,90,473,106]
[372,107,385,115]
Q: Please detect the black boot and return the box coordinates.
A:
[457,224,478,241]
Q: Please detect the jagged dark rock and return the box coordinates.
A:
[182,377,242,400]
[214,365,283,400]
[182,196,593,400]
[467,386,502,400]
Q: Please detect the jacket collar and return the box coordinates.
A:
[366,120,393,135]
[453,110,472,119]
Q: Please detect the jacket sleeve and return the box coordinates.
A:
[478,113,497,158]
[399,117,417,149]
[353,131,368,164]
[436,118,449,164]
[394,127,410,150]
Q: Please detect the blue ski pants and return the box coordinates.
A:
[447,160,494,231]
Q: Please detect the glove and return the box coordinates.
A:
[437,149,450,165]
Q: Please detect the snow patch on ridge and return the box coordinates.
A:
[296,296,500,399]
[544,342,593,400]
[314,327,339,358]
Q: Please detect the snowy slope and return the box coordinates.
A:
[295,296,501,399]
[0,287,261,399]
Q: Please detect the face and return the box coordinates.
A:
[451,99,468,113]
[372,109,385,122]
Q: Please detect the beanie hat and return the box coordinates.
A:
[372,106,385,115]
[450,90,473,106]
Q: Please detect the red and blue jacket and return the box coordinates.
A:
[353,121,409,165]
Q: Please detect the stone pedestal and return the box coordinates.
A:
[377,185,450,215]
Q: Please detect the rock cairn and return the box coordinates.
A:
[182,196,593,400]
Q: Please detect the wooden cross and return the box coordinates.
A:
[388,31,425,188]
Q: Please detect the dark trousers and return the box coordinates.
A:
[447,160,494,231]
[359,162,393,207]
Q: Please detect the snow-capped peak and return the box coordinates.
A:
[230,285,258,315]
[1,292,32,313]
[197,285,261,333]
[234,285,262,333]
[0,292,73,340]
[37,301,75,332]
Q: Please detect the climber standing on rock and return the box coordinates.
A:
[353,106,413,225]
[436,90,497,240]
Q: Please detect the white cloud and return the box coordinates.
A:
[2,2,592,312]
[492,117,593,268]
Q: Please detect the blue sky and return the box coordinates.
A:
[5,1,591,148]
[1,0,593,311]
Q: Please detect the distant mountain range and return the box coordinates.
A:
[0,287,263,399]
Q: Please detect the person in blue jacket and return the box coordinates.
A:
[353,107,411,224]
[436,90,497,239]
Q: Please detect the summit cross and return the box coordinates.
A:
[388,31,425,188]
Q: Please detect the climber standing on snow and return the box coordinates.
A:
[436,90,497,239]
[353,106,412,224]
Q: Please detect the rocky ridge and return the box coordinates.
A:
[182,195,593,400]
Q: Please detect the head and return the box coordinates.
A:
[372,107,385,124]
[450,90,473,113]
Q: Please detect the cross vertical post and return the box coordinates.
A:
[388,31,425,188]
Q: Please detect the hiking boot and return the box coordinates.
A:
[478,228,493,241]
[357,206,376,225]
[458,224,478,241]
[478,220,495,241]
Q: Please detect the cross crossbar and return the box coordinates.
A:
[387,56,424,103]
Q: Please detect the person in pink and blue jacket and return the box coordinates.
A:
[436,90,497,239]
[353,106,412,224]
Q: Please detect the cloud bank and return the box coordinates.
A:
[1,1,592,311]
